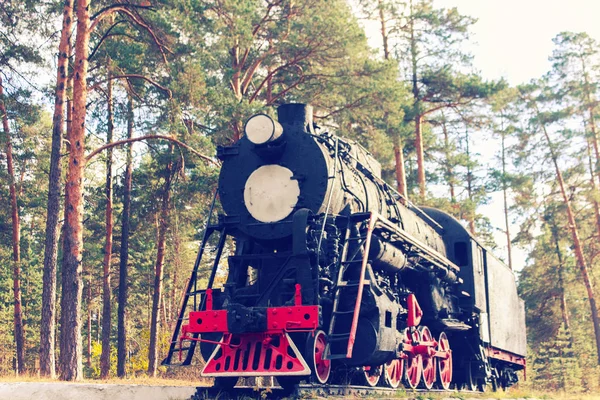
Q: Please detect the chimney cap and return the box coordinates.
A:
[277,103,314,133]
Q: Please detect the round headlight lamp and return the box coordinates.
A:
[244,114,283,145]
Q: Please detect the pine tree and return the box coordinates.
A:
[59,0,91,381]
[40,0,73,379]
[487,88,523,269]
[520,80,600,365]
[550,32,600,244]
[534,325,581,391]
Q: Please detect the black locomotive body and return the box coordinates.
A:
[164,104,526,391]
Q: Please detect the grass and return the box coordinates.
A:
[348,388,600,400]
[421,388,600,400]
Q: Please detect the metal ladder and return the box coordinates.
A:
[162,191,227,366]
[325,212,378,360]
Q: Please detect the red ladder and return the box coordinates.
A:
[325,212,378,360]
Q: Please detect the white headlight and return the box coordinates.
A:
[244,114,283,145]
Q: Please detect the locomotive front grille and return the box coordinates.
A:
[202,333,310,377]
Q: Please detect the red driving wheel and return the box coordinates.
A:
[436,332,452,390]
[403,328,422,389]
[308,330,331,384]
[361,365,382,387]
[384,358,403,388]
[419,326,436,389]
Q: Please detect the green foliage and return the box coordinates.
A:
[1,1,600,395]
[533,326,581,391]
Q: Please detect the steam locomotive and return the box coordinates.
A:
[163,103,526,392]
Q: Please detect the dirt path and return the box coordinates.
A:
[0,382,196,400]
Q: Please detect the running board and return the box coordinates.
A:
[440,318,471,331]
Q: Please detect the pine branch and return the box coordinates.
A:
[85,135,219,166]
[89,5,171,64]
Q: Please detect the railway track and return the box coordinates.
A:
[191,384,480,399]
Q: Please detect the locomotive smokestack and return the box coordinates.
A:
[277,103,314,134]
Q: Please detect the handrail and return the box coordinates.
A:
[317,137,339,259]
[347,212,378,358]
[162,188,222,366]
[314,132,444,232]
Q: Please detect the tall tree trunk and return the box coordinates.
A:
[147,151,174,377]
[59,74,74,377]
[409,0,425,201]
[60,0,90,381]
[587,140,600,243]
[96,305,100,343]
[415,114,425,202]
[537,108,600,364]
[161,292,168,335]
[266,66,273,105]
[117,93,134,378]
[0,76,26,374]
[170,213,181,333]
[40,0,73,378]
[587,104,600,183]
[100,66,114,379]
[376,0,407,201]
[377,0,390,60]
[580,54,600,186]
[86,271,92,369]
[550,223,571,335]
[230,45,242,101]
[464,128,475,235]
[501,129,513,270]
[170,269,177,333]
[67,75,73,135]
[393,135,408,201]
[441,114,456,203]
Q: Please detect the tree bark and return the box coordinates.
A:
[579,53,600,187]
[117,93,133,378]
[415,114,425,202]
[586,140,600,244]
[67,75,73,135]
[377,0,390,60]
[170,269,177,333]
[59,73,74,378]
[550,223,571,335]
[441,114,456,203]
[586,103,600,184]
[266,66,273,105]
[500,128,513,270]
[86,272,92,369]
[537,107,600,364]
[409,0,425,201]
[100,67,114,379]
[147,147,174,377]
[40,0,73,378]
[59,0,90,381]
[393,135,408,200]
[1,75,26,374]
[464,128,475,235]
[230,44,242,102]
[377,1,407,201]
[170,213,182,333]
